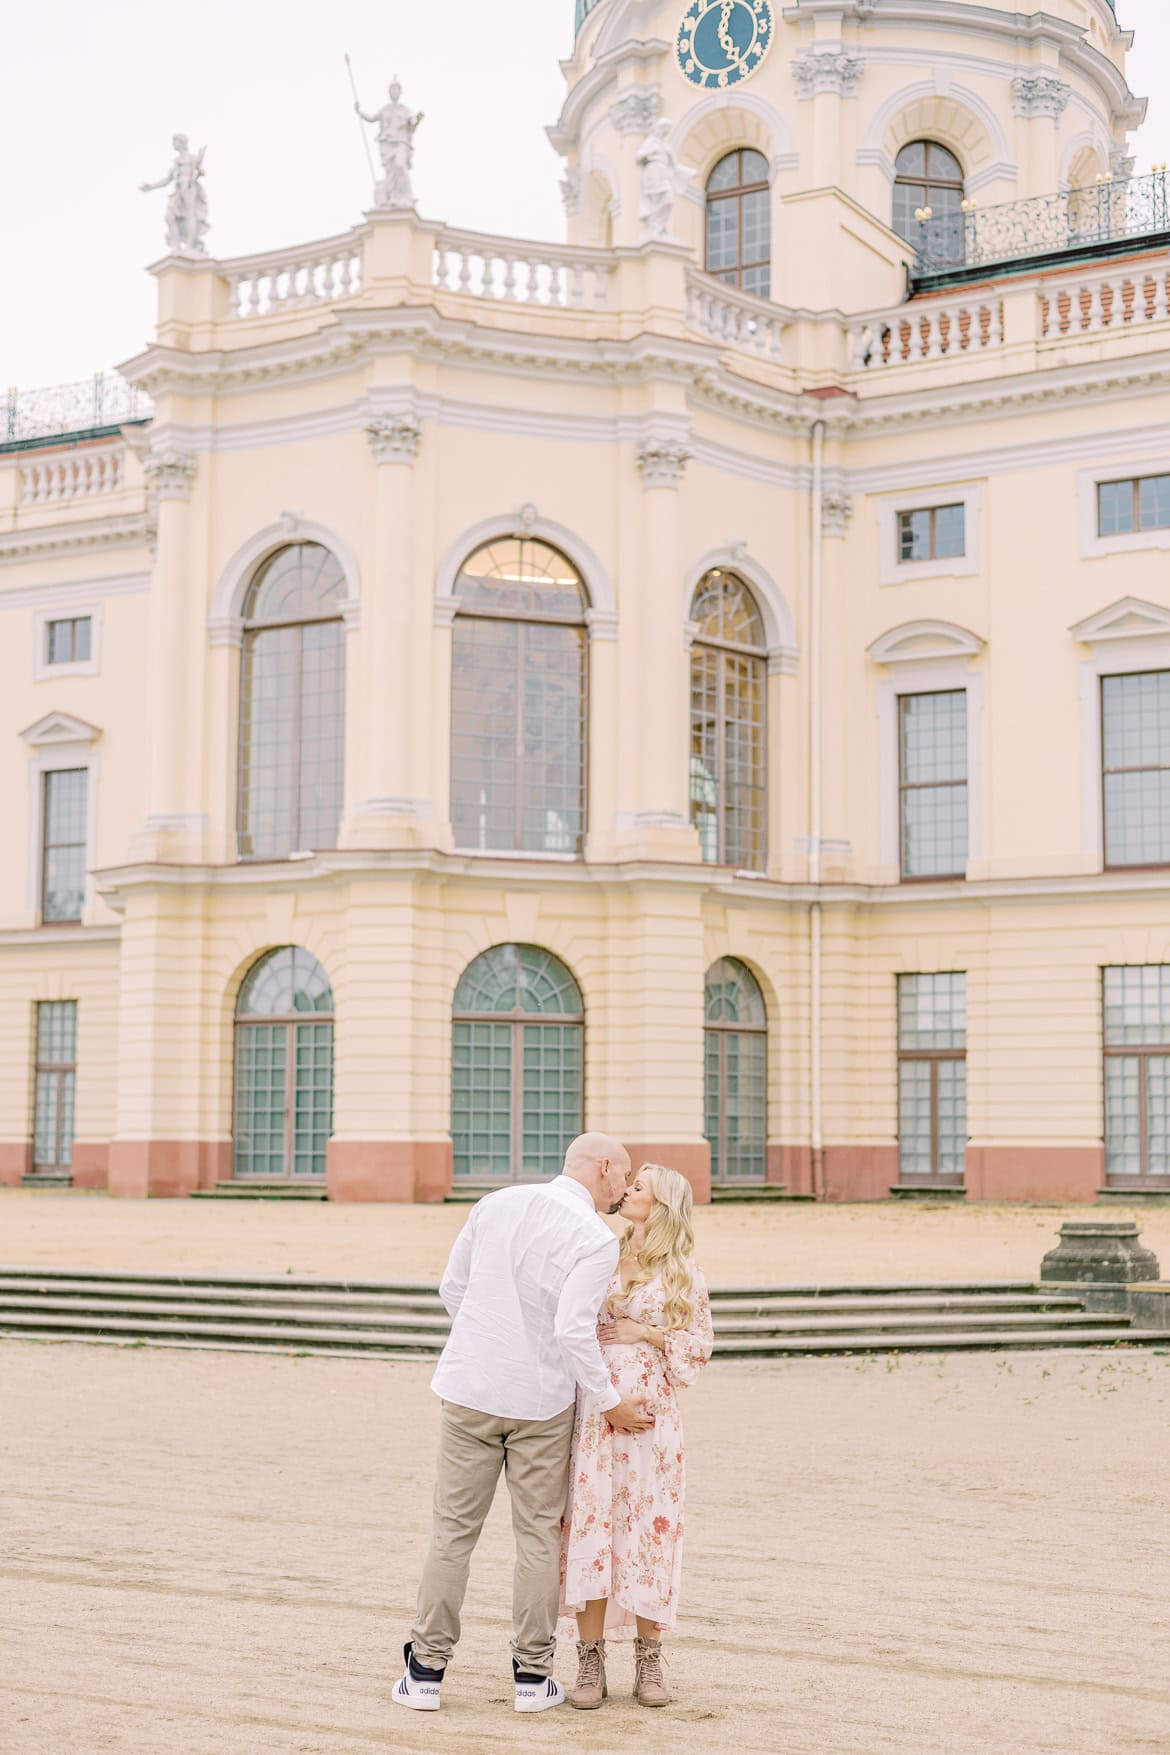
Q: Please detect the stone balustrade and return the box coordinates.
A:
[21,448,124,505]
[433,228,613,310]
[1039,261,1170,338]
[848,295,1005,371]
[685,270,786,360]
[223,231,364,317]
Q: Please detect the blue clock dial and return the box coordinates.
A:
[676,0,775,90]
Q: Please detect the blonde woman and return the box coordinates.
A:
[559,1164,714,1710]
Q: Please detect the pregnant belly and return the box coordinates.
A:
[605,1344,670,1414]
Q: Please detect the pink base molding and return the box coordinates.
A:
[71,1144,110,1191]
[625,1142,712,1206]
[0,1143,32,1186]
[823,1146,901,1203]
[326,1140,453,1203]
[108,1140,233,1199]
[965,1146,1103,1204]
[769,1144,813,1194]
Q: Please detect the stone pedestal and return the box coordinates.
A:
[1040,1220,1161,1284]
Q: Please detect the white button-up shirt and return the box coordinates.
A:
[431,1176,621,1421]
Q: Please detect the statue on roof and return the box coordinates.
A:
[637,119,691,242]
[356,77,424,209]
[139,135,209,257]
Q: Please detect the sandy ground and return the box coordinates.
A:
[2,1342,1170,1755]
[4,1189,1170,1287]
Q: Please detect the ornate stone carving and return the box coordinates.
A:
[1111,144,1136,181]
[1011,74,1071,120]
[637,120,692,242]
[560,168,582,216]
[792,48,865,99]
[143,445,197,500]
[356,77,423,209]
[366,416,422,463]
[139,135,209,257]
[636,436,692,488]
[822,489,854,537]
[518,503,539,534]
[610,88,661,136]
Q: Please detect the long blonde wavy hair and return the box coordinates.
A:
[617,1163,697,1331]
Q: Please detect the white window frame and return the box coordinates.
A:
[1071,601,1170,863]
[1078,463,1170,559]
[19,714,102,925]
[869,624,986,878]
[877,484,982,586]
[32,605,102,680]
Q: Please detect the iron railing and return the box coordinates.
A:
[914,171,1170,277]
[3,373,153,447]
[574,0,606,34]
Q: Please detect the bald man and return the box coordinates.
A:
[394,1133,653,1716]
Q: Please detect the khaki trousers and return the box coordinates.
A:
[411,1398,576,1677]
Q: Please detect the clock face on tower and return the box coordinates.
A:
[676,0,775,90]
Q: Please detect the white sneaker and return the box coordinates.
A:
[514,1673,566,1714]
[392,1642,444,1712]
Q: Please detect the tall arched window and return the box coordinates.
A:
[451,944,584,1182]
[234,947,334,1180]
[451,539,588,855]
[689,571,767,870]
[705,958,767,1185]
[892,141,964,244]
[705,150,771,296]
[238,543,346,860]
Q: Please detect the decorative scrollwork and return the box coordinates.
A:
[914,171,1170,278]
[3,374,153,446]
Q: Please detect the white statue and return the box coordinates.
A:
[140,134,209,257]
[637,119,690,242]
[355,77,424,209]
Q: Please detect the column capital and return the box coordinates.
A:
[143,444,197,500]
[636,436,692,489]
[366,416,423,464]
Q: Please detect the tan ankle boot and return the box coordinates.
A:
[566,1639,607,1710]
[633,1636,671,1707]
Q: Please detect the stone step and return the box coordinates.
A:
[711,1292,1086,1316]
[0,1308,1161,1358]
[189,1184,328,1201]
[0,1295,452,1332]
[0,1276,448,1313]
[712,1309,1121,1337]
[712,1328,1166,1356]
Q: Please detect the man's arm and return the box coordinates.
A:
[438,1206,478,1319]
[553,1239,621,1411]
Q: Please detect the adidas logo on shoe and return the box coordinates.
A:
[513,1663,566,1714]
[392,1642,444,1712]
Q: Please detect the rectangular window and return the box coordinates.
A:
[1102,671,1170,868]
[898,504,966,563]
[32,1001,78,1173]
[45,616,93,666]
[1098,473,1170,537]
[41,768,88,923]
[897,974,967,1185]
[899,690,968,879]
[1104,965,1170,1184]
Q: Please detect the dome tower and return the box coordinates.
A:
[553,0,1146,311]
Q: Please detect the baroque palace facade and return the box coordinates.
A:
[2,0,1168,1205]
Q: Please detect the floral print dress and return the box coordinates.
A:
[559,1264,714,1639]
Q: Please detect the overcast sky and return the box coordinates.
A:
[4,0,1168,389]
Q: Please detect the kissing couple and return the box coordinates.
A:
[392,1132,713,1715]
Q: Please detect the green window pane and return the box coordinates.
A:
[452,1021,513,1180]
[521,1023,583,1177]
[234,1024,287,1178]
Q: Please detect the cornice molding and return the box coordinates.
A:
[0,512,154,563]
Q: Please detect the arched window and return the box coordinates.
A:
[892,141,964,244]
[451,944,584,1182]
[705,957,767,1185]
[705,149,771,297]
[689,571,767,870]
[238,543,346,860]
[234,947,334,1180]
[451,539,588,855]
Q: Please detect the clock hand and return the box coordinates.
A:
[717,0,743,65]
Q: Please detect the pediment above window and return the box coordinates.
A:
[1069,597,1170,646]
[868,620,985,666]
[20,711,102,749]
